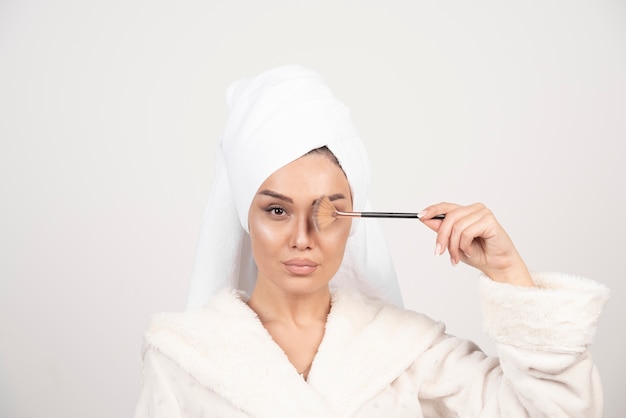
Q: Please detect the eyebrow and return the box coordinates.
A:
[327,193,347,202]
[258,190,347,204]
[258,190,293,203]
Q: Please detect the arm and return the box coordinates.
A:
[415,203,609,416]
[414,272,608,417]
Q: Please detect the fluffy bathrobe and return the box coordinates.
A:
[135,273,608,417]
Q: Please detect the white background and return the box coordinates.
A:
[1,0,625,416]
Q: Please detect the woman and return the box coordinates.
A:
[135,66,609,417]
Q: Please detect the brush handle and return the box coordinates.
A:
[336,211,445,220]
[361,212,445,220]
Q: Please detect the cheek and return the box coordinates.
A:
[322,223,351,258]
[249,216,283,261]
[250,218,275,243]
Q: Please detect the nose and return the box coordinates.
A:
[290,214,314,250]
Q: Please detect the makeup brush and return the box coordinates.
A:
[312,195,445,232]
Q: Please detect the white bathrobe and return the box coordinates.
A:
[135,272,608,417]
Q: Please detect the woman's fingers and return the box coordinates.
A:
[447,207,491,265]
[420,202,499,264]
[434,203,489,265]
[420,202,534,286]
[419,202,459,234]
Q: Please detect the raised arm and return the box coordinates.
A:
[415,202,609,416]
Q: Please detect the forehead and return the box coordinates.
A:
[258,153,351,198]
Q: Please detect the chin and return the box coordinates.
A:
[275,277,331,296]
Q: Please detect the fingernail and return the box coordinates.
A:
[463,251,471,259]
[435,243,442,256]
[418,210,426,219]
[450,257,457,266]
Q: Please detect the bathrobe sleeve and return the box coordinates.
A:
[413,272,609,418]
[134,349,182,418]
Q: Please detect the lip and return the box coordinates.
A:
[283,258,319,276]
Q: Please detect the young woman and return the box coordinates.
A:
[135,66,609,417]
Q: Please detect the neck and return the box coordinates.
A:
[247,281,332,326]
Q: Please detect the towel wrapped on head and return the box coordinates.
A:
[186,65,403,310]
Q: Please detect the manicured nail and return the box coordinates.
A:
[418,211,426,219]
[435,243,442,256]
[450,257,457,266]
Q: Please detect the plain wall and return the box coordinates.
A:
[1,0,624,416]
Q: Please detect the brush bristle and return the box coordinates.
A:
[312,195,338,231]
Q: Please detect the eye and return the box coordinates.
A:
[266,205,287,217]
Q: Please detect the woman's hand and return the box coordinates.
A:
[419,202,534,287]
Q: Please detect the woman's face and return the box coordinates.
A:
[248,152,353,296]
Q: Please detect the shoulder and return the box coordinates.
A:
[330,288,445,340]
[140,288,258,356]
[316,288,448,387]
[332,287,437,319]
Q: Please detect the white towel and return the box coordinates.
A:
[186,65,403,310]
